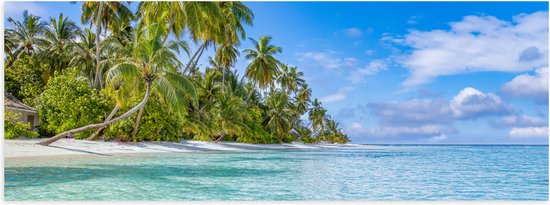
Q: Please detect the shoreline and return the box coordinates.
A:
[4,139,368,159]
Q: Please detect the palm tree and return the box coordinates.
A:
[294,84,312,117]
[5,10,48,68]
[37,23,196,146]
[70,28,97,85]
[212,91,250,142]
[278,64,305,94]
[243,35,282,91]
[265,90,294,142]
[81,1,133,89]
[184,2,253,73]
[43,13,80,80]
[308,98,327,141]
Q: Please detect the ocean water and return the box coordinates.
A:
[4,145,548,200]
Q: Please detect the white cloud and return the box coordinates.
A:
[5,2,48,17]
[393,11,548,87]
[296,51,350,70]
[502,67,549,104]
[348,60,388,84]
[492,115,547,127]
[365,50,374,56]
[367,99,453,126]
[450,87,511,119]
[509,126,548,138]
[346,123,446,138]
[320,86,353,104]
[429,134,448,142]
[344,27,363,38]
[352,87,513,140]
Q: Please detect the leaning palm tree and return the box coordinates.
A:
[36,23,196,146]
[243,35,282,91]
[81,1,133,89]
[5,10,48,68]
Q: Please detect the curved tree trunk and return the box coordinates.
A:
[85,104,119,141]
[36,82,151,146]
[131,106,145,138]
[93,2,103,89]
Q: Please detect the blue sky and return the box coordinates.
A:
[4,1,549,144]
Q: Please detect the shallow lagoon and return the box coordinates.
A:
[5,145,548,200]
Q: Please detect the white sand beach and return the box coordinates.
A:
[4,139,369,159]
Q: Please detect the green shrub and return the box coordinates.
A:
[4,111,39,139]
[5,55,47,106]
[35,71,112,139]
[103,95,184,142]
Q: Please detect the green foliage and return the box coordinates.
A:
[5,55,47,106]
[6,5,351,145]
[35,71,112,139]
[103,95,184,142]
[4,111,39,139]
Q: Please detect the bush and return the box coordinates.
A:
[5,111,39,139]
[35,71,112,139]
[103,95,184,142]
[5,55,47,106]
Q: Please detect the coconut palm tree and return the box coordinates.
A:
[43,13,80,80]
[308,98,327,141]
[243,35,282,91]
[278,64,305,94]
[81,1,133,89]
[37,23,196,146]
[212,90,250,142]
[69,28,97,85]
[265,89,294,142]
[5,10,48,68]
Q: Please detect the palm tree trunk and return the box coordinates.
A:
[36,82,152,146]
[184,42,206,74]
[215,132,226,143]
[93,2,103,89]
[5,47,24,68]
[85,104,119,141]
[131,106,145,138]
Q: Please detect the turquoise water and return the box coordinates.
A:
[4,145,548,200]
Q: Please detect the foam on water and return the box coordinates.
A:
[4,145,548,200]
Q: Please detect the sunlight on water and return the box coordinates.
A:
[4,145,548,200]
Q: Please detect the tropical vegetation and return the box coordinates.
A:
[4,2,349,145]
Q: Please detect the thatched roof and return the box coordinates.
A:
[5,93,37,113]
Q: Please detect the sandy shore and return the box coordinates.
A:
[4,139,367,159]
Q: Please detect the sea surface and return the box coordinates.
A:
[4,145,548,200]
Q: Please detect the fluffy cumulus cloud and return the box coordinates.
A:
[450,87,512,119]
[348,87,518,141]
[502,67,549,104]
[392,11,548,87]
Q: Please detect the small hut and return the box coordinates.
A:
[5,93,40,131]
